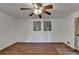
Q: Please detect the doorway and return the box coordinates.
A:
[75,17,79,51]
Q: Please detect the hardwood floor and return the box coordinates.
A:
[0,42,79,55]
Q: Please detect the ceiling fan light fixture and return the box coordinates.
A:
[20,3,53,18]
[34,9,42,15]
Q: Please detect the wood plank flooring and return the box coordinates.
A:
[0,42,79,55]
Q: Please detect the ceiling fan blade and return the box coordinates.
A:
[39,14,42,18]
[43,5,53,9]
[20,8,32,10]
[29,13,34,16]
[43,10,51,15]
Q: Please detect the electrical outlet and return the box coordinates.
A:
[67,42,70,44]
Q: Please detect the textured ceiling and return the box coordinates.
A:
[0,3,79,19]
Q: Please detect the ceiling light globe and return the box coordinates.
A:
[34,9,42,15]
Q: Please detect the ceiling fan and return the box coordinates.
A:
[20,3,53,18]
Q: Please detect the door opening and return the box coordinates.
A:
[75,17,79,51]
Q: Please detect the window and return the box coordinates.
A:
[33,21,41,31]
[44,21,52,31]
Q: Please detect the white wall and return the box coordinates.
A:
[0,11,16,50]
[15,18,64,42]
